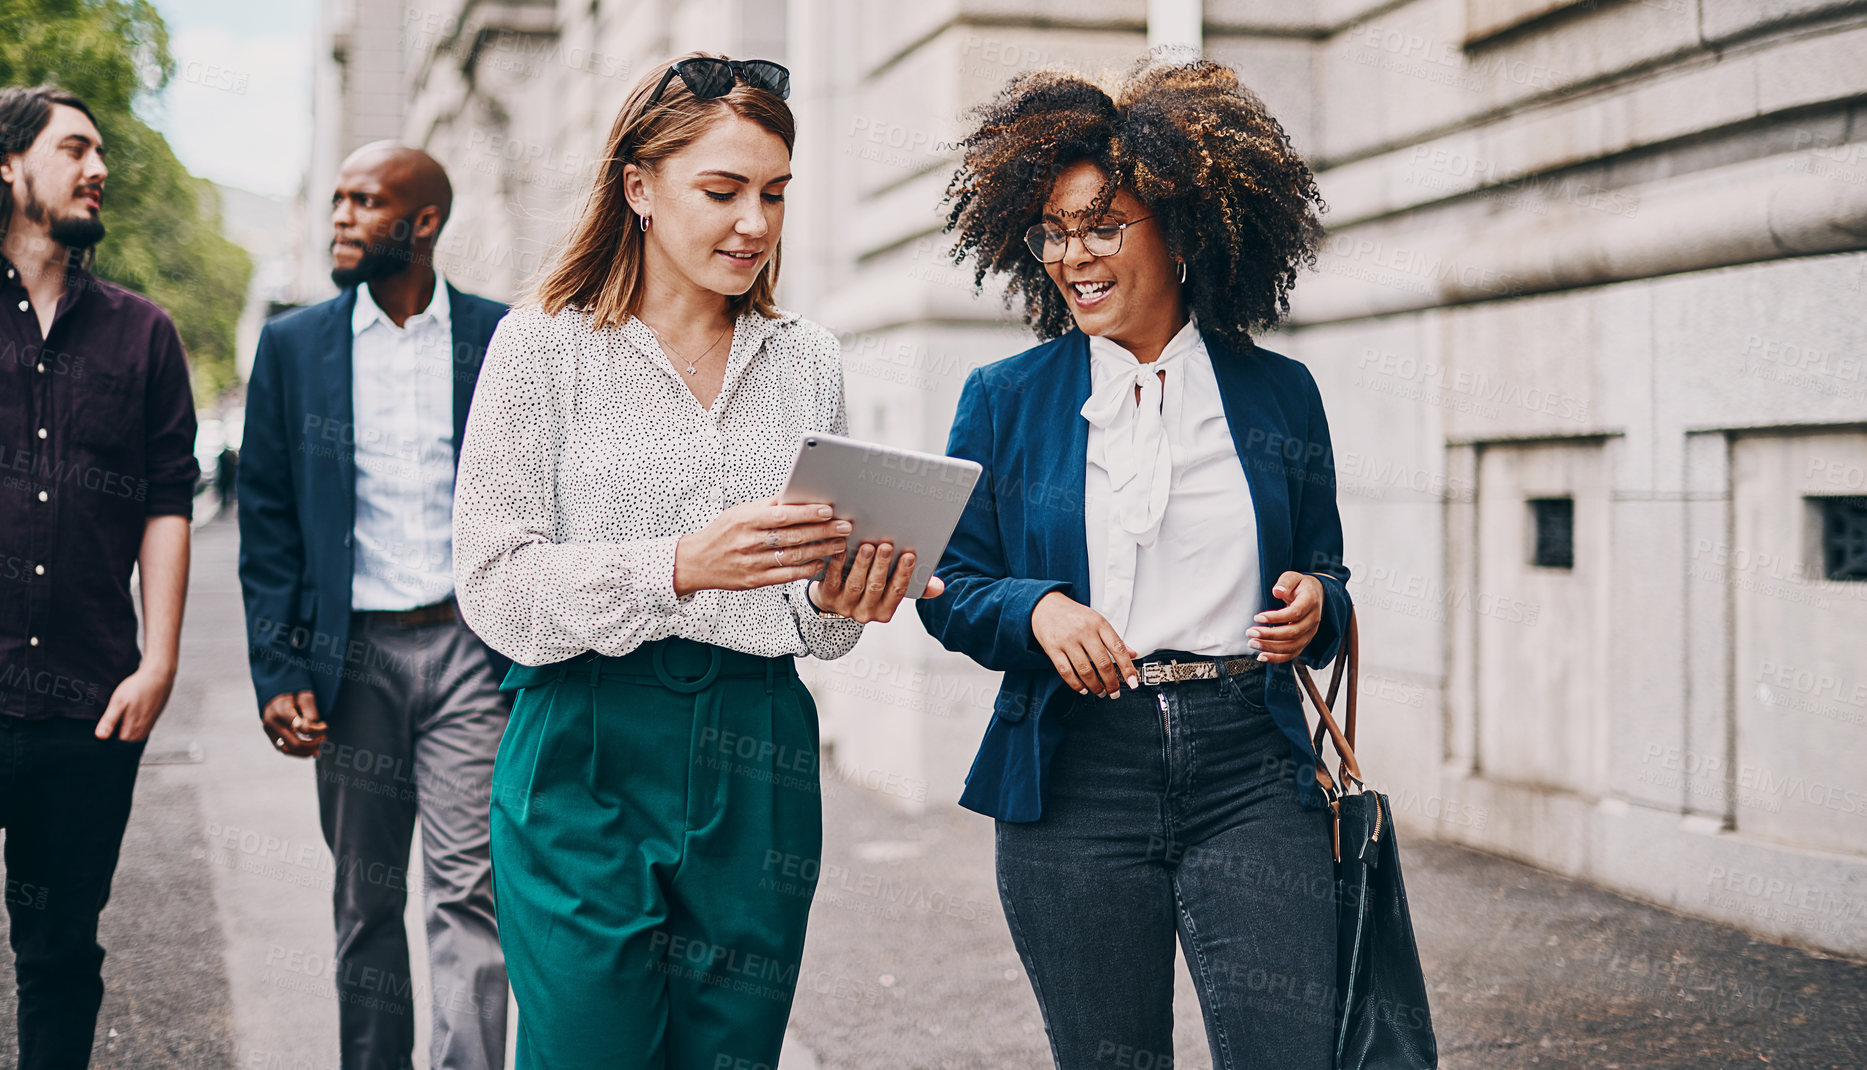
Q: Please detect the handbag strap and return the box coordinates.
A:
[1296,611,1364,798]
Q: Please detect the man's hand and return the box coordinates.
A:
[1029,591,1141,698]
[1248,571,1325,663]
[261,690,326,758]
[94,665,176,741]
[100,513,189,741]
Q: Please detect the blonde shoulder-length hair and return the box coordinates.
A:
[531,51,796,329]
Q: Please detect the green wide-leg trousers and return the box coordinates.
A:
[489,637,823,1070]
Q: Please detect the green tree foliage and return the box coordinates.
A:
[1,0,253,401]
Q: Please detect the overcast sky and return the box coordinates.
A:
[138,0,315,199]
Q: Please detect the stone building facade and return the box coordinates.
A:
[296,0,1867,956]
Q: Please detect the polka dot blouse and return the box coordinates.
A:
[452,302,866,667]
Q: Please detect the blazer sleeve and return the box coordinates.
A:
[235,325,316,709]
[450,312,690,666]
[1291,365,1353,670]
[915,367,1072,672]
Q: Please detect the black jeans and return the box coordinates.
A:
[996,652,1337,1070]
[0,715,146,1070]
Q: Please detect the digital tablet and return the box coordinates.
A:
[776,432,983,599]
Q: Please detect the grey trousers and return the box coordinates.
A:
[314,610,511,1070]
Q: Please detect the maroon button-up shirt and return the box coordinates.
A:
[0,256,199,720]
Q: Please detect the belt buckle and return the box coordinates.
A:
[653,642,721,694]
[1141,659,1176,687]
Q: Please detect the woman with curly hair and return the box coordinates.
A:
[916,59,1352,1068]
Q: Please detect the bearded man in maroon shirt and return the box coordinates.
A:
[0,85,199,1070]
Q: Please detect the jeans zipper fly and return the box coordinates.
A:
[1158,689,1176,801]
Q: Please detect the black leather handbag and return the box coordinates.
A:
[1294,613,1439,1069]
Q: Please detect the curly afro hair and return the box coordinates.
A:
[943,58,1325,352]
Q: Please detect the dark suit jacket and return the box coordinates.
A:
[915,328,1353,822]
[236,283,511,716]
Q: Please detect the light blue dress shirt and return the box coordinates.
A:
[349,274,457,611]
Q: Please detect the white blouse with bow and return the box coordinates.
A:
[1081,314,1262,657]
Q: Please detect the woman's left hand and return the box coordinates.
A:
[1247,571,1324,664]
[809,542,947,623]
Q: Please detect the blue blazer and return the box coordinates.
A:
[915,328,1352,822]
[236,283,511,717]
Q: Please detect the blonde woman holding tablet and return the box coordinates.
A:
[451,53,937,1070]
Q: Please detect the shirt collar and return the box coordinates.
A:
[1086,311,1203,369]
[352,271,450,336]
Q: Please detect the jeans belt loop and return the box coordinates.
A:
[588,651,602,690]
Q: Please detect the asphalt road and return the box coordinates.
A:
[2,514,1863,1068]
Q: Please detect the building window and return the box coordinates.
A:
[1819,496,1867,582]
[1528,497,1573,569]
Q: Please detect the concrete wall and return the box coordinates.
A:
[792,0,1867,958]
[1279,0,1867,957]
[305,0,1867,955]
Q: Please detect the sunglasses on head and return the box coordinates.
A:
[643,58,791,117]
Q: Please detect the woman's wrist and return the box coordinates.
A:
[804,580,843,619]
[1299,571,1327,606]
[672,534,702,598]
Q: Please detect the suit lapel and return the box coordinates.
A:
[1032,331,1092,604]
[1206,332,1291,615]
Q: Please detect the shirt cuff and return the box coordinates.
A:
[787,578,864,658]
[633,532,692,615]
[144,479,196,519]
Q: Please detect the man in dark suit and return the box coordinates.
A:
[237,143,512,1070]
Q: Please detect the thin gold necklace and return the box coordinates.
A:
[645,319,731,375]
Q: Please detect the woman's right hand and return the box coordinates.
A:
[1030,591,1141,698]
[673,497,853,596]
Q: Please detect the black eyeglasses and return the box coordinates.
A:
[644,58,791,116]
[1024,216,1154,263]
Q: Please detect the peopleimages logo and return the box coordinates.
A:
[0,444,147,501]
[1,338,88,376]
[1640,743,1867,816]
[0,663,102,706]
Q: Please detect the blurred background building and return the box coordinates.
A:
[287,0,1867,957]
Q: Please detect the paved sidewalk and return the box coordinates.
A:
[791,771,1867,1069]
[0,511,466,1070]
[2,515,1862,1068]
